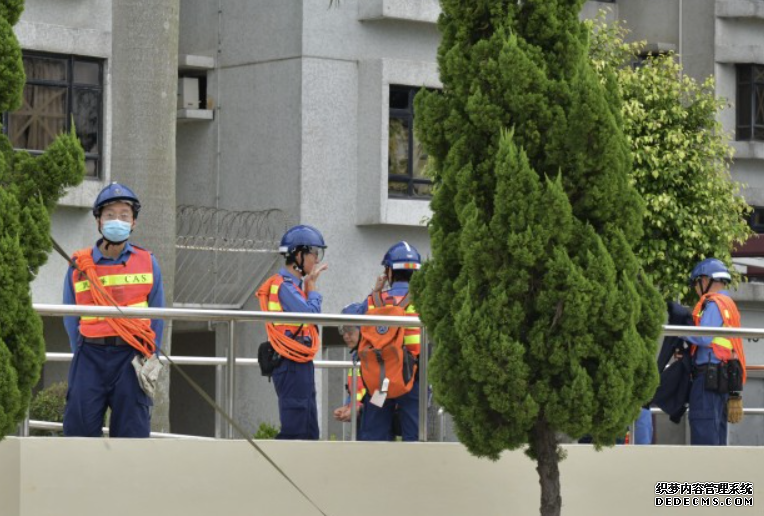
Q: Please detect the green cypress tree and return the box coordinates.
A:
[411,2,664,514]
[0,0,85,439]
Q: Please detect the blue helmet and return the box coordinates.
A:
[93,182,141,218]
[689,258,731,285]
[279,225,326,256]
[339,304,360,335]
[381,241,421,270]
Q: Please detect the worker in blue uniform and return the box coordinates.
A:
[684,258,740,446]
[259,225,328,440]
[345,241,422,442]
[62,182,165,438]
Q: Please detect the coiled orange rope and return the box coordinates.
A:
[256,276,319,363]
[74,250,156,358]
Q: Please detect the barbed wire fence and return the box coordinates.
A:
[175,205,289,308]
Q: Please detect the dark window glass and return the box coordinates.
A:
[388,85,434,198]
[74,61,100,85]
[4,53,103,177]
[737,64,764,142]
[750,207,764,234]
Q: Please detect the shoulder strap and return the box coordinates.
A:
[397,292,411,310]
[371,291,385,308]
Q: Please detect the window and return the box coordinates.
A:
[736,64,764,141]
[388,85,433,198]
[749,206,764,233]
[4,52,103,177]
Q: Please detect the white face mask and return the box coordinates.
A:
[101,219,132,243]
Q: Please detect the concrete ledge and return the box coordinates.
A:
[14,21,111,59]
[716,44,764,64]
[1,437,762,516]
[716,0,764,20]
[732,141,764,160]
[358,0,441,24]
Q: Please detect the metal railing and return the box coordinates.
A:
[33,304,426,441]
[29,304,764,443]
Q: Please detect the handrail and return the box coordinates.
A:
[32,304,764,444]
[45,352,355,369]
[34,304,764,337]
[33,304,423,327]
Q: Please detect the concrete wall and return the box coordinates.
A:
[1,437,762,516]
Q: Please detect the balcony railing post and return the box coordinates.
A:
[227,319,236,439]
[350,358,358,441]
[19,411,30,437]
[418,327,428,442]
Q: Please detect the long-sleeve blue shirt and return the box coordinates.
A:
[686,291,729,365]
[277,267,322,344]
[63,240,165,353]
[277,267,322,314]
[344,281,411,315]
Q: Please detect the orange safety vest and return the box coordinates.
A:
[692,292,747,384]
[256,274,320,363]
[73,247,154,338]
[366,291,421,357]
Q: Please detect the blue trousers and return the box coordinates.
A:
[689,373,728,446]
[272,359,319,440]
[64,343,152,438]
[360,379,419,442]
[634,407,653,445]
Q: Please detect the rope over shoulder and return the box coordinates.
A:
[73,249,156,357]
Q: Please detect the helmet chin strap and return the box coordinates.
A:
[292,250,306,276]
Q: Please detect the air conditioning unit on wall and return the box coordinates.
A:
[177,77,200,109]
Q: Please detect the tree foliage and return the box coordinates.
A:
[589,15,752,303]
[0,0,85,439]
[410,1,664,514]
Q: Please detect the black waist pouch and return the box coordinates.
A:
[704,363,729,394]
[258,341,282,377]
[727,359,744,392]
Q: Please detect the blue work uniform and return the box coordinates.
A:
[685,292,729,446]
[272,267,322,440]
[62,240,165,438]
[346,282,420,442]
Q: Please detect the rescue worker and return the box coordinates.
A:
[346,241,422,441]
[63,182,165,438]
[257,225,328,440]
[684,258,745,446]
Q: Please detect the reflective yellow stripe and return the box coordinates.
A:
[270,285,279,294]
[268,302,282,311]
[81,301,150,321]
[404,334,421,345]
[712,337,733,350]
[405,306,417,315]
[75,273,154,293]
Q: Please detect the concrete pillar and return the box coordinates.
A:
[111,0,180,431]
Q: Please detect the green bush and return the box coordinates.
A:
[253,421,279,439]
[28,381,67,435]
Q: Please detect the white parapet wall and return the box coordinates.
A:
[0,437,761,516]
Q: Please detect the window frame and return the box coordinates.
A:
[3,51,104,178]
[387,84,433,200]
[736,63,764,142]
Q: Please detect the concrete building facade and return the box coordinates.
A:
[10,0,764,443]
